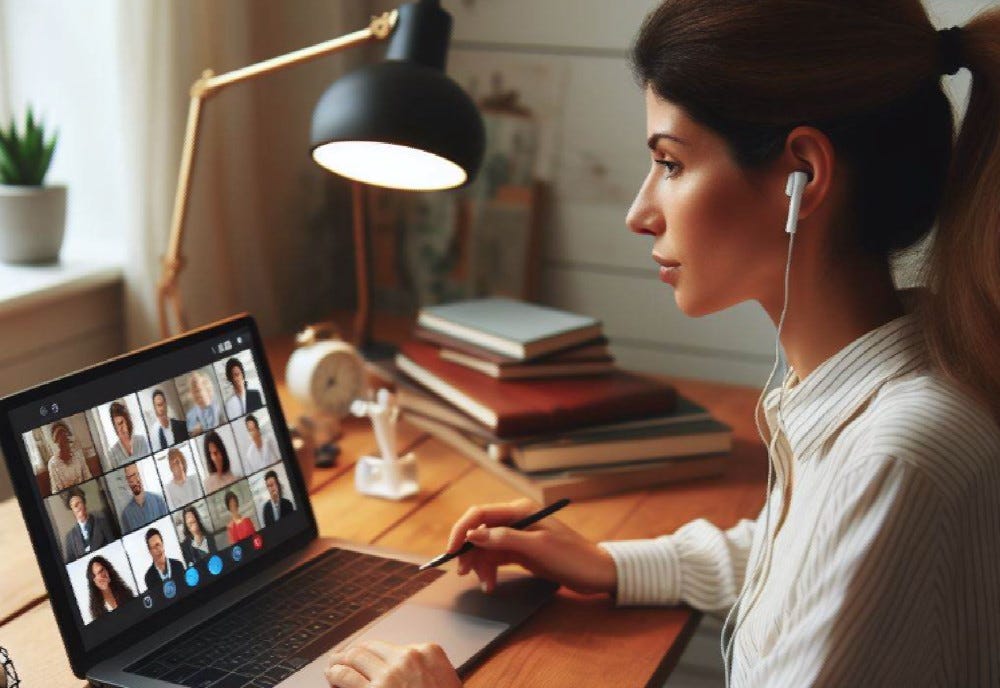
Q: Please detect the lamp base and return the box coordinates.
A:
[357,339,397,362]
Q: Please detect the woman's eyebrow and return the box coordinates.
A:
[647,132,687,149]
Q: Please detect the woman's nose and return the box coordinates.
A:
[626,177,664,237]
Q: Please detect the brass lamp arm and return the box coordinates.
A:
[157,10,399,338]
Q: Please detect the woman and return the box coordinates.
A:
[224,490,256,543]
[47,421,92,493]
[162,446,202,509]
[201,431,238,493]
[325,2,1000,687]
[106,400,151,468]
[179,506,216,566]
[86,555,135,621]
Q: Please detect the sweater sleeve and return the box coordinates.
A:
[598,516,758,612]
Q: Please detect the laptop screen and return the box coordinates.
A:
[1,317,312,654]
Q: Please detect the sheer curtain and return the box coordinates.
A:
[0,1,369,348]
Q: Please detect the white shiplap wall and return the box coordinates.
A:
[441,0,776,386]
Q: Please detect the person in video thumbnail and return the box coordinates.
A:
[163,447,201,508]
[87,555,135,620]
[185,371,222,436]
[201,431,237,493]
[150,388,189,452]
[120,463,168,533]
[180,506,217,566]
[224,490,256,543]
[107,401,151,468]
[63,486,115,563]
[223,357,263,419]
[261,470,294,527]
[47,420,92,493]
[241,414,280,475]
[143,528,185,595]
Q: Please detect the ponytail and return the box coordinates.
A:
[921,9,1000,421]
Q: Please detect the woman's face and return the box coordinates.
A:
[208,442,224,472]
[91,561,110,591]
[185,511,201,537]
[54,429,72,462]
[113,414,131,444]
[169,453,186,481]
[230,366,245,394]
[626,88,790,317]
[227,498,239,517]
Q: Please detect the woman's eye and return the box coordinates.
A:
[655,159,680,178]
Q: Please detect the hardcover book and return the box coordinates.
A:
[403,411,727,505]
[417,298,603,361]
[395,339,676,437]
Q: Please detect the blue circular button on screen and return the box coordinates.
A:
[208,555,223,575]
[163,580,177,599]
[185,567,200,587]
[232,545,243,562]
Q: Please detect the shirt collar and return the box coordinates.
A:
[764,312,928,463]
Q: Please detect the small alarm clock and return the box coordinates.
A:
[285,324,367,465]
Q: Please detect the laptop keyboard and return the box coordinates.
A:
[126,547,443,687]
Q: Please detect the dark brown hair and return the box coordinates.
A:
[108,400,133,437]
[87,555,134,620]
[633,1,1000,417]
[203,430,231,474]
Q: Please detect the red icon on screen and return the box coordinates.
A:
[252,534,264,550]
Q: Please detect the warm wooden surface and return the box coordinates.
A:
[0,332,767,687]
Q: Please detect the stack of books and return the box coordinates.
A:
[395,298,732,503]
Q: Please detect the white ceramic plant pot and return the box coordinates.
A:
[0,184,67,264]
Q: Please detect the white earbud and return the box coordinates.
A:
[784,170,808,235]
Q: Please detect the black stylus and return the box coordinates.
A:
[417,498,571,571]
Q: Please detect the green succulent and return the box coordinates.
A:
[0,106,58,186]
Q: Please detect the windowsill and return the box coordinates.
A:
[0,258,124,317]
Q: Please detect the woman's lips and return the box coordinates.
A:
[653,256,681,285]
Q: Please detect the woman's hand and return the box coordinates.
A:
[325,640,461,688]
[447,498,618,595]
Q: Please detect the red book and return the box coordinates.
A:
[395,339,676,438]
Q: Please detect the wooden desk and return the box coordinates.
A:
[0,336,766,687]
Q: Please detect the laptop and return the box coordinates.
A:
[0,314,555,687]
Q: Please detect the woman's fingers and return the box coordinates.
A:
[324,661,368,688]
[327,644,385,682]
[446,500,536,553]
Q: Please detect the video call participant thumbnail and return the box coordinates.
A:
[87,555,135,620]
[223,357,263,419]
[143,528,185,596]
[261,470,295,527]
[47,420,93,493]
[120,463,168,533]
[63,486,116,563]
[179,505,217,566]
[107,400,151,468]
[224,490,257,543]
[241,414,280,475]
[185,371,222,437]
[150,388,189,452]
[162,446,202,509]
[202,430,239,493]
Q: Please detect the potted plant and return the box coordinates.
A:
[0,106,63,263]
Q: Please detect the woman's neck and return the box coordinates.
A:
[765,248,904,382]
[102,589,117,607]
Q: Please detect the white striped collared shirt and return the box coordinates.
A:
[600,312,1000,686]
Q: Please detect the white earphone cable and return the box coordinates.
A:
[721,213,797,686]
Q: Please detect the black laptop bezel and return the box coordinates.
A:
[0,314,319,678]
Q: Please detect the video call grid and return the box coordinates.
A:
[22,351,295,627]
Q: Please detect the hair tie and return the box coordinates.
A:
[938,26,965,76]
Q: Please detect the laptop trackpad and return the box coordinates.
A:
[277,605,507,687]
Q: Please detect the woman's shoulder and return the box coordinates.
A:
[856,371,1000,489]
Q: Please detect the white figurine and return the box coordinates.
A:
[350,389,419,500]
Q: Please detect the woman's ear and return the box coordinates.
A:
[781,126,837,222]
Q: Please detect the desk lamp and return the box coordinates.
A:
[157,0,485,352]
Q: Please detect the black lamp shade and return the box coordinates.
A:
[311,61,485,190]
